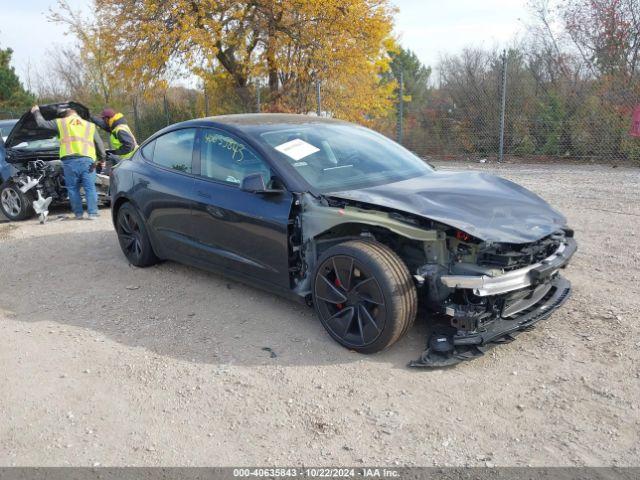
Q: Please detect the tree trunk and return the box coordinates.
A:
[266,24,279,93]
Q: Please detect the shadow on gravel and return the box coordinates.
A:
[0,227,431,370]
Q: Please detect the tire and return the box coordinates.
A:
[115,202,159,267]
[0,181,33,221]
[312,240,417,353]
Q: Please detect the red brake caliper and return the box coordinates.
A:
[335,276,344,310]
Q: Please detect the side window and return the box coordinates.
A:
[152,128,196,173]
[140,139,155,160]
[199,130,271,186]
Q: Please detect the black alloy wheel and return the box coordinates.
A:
[312,240,417,353]
[116,203,158,267]
[315,255,386,348]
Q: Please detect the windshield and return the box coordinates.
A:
[10,137,59,151]
[258,124,432,191]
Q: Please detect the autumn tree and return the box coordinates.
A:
[48,0,152,113]
[73,0,397,121]
[560,0,640,77]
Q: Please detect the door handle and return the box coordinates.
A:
[197,190,211,199]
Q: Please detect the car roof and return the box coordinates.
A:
[173,113,351,134]
[204,113,347,126]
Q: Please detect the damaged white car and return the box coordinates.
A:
[0,102,109,223]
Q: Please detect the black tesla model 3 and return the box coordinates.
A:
[111,114,576,366]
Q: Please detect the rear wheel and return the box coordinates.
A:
[312,240,417,353]
[0,181,33,221]
[115,202,158,267]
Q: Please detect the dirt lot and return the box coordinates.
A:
[0,161,639,467]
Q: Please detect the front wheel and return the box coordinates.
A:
[312,240,417,354]
[0,181,33,221]
[115,202,158,267]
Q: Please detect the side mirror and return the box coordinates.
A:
[240,172,284,194]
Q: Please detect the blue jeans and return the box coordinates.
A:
[62,156,98,217]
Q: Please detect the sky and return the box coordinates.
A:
[0,0,530,86]
[392,0,529,67]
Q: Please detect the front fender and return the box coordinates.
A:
[300,193,440,243]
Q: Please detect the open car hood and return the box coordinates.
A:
[328,171,567,244]
[4,101,90,150]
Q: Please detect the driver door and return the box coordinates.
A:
[190,128,293,288]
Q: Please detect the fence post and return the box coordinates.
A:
[132,97,140,135]
[316,78,321,116]
[163,92,170,126]
[397,71,404,144]
[499,49,508,162]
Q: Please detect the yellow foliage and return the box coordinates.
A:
[78,0,398,122]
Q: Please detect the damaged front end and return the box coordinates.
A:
[292,192,576,367]
[12,160,60,223]
[411,229,576,367]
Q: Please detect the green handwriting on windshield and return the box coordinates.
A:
[204,133,245,162]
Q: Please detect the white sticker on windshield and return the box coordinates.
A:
[274,138,320,161]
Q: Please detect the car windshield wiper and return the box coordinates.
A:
[322,164,353,171]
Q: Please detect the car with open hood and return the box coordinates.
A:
[110,114,577,367]
[0,102,109,222]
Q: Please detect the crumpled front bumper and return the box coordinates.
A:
[439,237,577,296]
[409,275,572,367]
[455,274,570,345]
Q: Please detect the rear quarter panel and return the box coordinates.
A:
[112,155,195,260]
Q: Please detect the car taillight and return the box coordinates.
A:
[455,230,471,242]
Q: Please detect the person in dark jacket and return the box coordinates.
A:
[91,108,138,167]
[31,105,105,219]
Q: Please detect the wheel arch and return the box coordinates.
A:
[312,221,414,248]
[112,196,163,262]
[111,195,131,227]
[111,196,156,247]
[310,222,428,270]
[111,195,147,227]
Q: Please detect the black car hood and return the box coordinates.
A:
[328,171,567,244]
[4,101,90,149]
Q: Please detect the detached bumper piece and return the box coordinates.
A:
[409,275,571,368]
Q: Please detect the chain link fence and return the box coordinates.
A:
[395,51,640,165]
[5,53,640,166]
[119,61,640,166]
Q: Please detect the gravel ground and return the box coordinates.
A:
[0,161,639,467]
